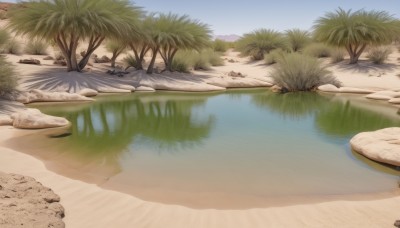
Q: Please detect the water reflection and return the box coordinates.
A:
[252,91,331,119]
[39,93,215,156]
[316,100,400,137]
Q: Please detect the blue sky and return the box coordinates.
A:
[6,0,400,35]
[132,0,400,35]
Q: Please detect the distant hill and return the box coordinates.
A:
[0,2,14,11]
[214,34,241,42]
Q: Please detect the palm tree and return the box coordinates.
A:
[105,40,128,68]
[285,29,311,52]
[313,8,400,64]
[8,0,142,72]
[146,13,211,74]
[236,29,288,60]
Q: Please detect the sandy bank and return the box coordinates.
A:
[0,126,399,228]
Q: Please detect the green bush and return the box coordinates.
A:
[1,39,22,55]
[171,58,190,73]
[367,46,392,64]
[270,53,341,92]
[236,29,288,60]
[0,29,9,47]
[173,49,224,71]
[213,39,228,53]
[205,50,224,66]
[285,29,311,52]
[264,49,285,65]
[0,57,18,97]
[24,39,49,55]
[303,43,332,58]
[330,48,346,63]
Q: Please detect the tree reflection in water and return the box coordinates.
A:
[40,93,215,159]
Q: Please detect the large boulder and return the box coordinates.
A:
[11,109,70,129]
[318,84,374,94]
[0,173,65,228]
[350,128,400,167]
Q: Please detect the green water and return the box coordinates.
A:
[29,90,400,208]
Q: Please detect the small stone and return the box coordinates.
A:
[394,220,400,228]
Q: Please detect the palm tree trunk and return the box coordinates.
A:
[147,47,159,74]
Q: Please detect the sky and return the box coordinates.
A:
[5,0,400,36]
[132,0,400,35]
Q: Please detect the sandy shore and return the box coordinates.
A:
[1,127,400,228]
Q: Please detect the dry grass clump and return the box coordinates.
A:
[330,48,346,63]
[213,39,228,53]
[1,39,22,55]
[0,57,18,97]
[271,53,341,92]
[303,43,332,58]
[173,50,224,72]
[24,39,49,55]
[123,54,141,70]
[264,49,285,65]
[367,46,392,64]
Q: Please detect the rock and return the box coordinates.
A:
[19,59,40,65]
[107,69,129,77]
[228,59,236,63]
[94,55,111,63]
[389,98,400,104]
[350,128,400,167]
[53,60,67,66]
[339,87,374,94]
[11,108,70,129]
[0,172,65,228]
[43,56,54,60]
[136,86,155,92]
[0,115,12,126]
[271,85,282,92]
[118,85,135,91]
[78,88,98,97]
[318,84,340,92]
[228,71,245,77]
[366,91,400,100]
[16,89,93,104]
[394,220,400,228]
[96,87,132,93]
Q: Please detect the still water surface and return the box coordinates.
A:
[24,90,400,209]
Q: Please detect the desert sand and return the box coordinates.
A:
[1,17,400,227]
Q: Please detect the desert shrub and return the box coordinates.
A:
[122,54,140,70]
[303,43,332,58]
[1,39,22,55]
[367,46,392,64]
[270,53,341,91]
[213,39,228,53]
[236,29,288,60]
[24,39,49,55]
[0,29,9,46]
[330,48,346,63]
[205,50,224,66]
[0,11,6,20]
[264,49,285,65]
[171,58,190,73]
[173,49,224,71]
[285,29,311,52]
[0,57,18,97]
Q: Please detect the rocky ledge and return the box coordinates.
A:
[0,173,65,228]
[350,128,400,167]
